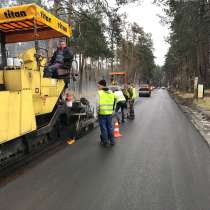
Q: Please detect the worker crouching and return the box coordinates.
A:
[97,80,115,147]
[113,87,127,123]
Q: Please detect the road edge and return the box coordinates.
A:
[169,91,210,148]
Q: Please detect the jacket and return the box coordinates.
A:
[97,88,115,115]
[114,90,126,103]
[50,46,74,68]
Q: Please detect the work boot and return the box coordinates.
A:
[100,141,109,147]
[110,142,115,146]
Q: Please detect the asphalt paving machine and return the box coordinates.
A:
[0,4,95,168]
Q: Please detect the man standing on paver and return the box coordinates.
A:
[97,79,116,146]
[43,39,73,78]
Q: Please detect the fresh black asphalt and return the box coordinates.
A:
[1,89,210,210]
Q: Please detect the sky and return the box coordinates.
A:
[118,0,170,66]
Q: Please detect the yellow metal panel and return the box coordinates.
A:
[0,71,3,84]
[41,79,64,96]
[41,78,64,91]
[33,73,64,115]
[41,96,58,114]
[33,95,58,116]
[31,71,41,95]
[44,97,58,114]
[4,70,21,90]
[20,90,36,134]
[0,90,37,143]
[21,70,31,89]
[41,87,50,97]
[33,95,42,115]
[21,48,36,64]
[49,87,58,96]
[7,92,21,140]
[0,4,35,24]
[4,69,30,91]
[0,91,9,143]
[57,80,65,97]
[41,87,59,97]
[36,5,72,37]
[41,77,58,88]
[0,4,72,37]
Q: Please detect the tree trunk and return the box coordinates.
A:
[79,53,85,94]
[111,34,114,72]
[48,0,60,57]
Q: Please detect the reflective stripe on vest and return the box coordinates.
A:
[132,87,137,99]
[98,90,115,115]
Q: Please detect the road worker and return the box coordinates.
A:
[122,84,131,119]
[127,83,137,119]
[130,83,137,119]
[113,87,127,123]
[122,84,130,102]
[97,79,116,146]
[43,39,73,78]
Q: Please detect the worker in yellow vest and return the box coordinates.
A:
[97,80,116,146]
[131,84,137,118]
[127,83,137,119]
[113,87,127,123]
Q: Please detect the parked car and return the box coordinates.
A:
[139,84,151,97]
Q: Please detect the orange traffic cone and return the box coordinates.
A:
[114,121,122,138]
[67,138,76,145]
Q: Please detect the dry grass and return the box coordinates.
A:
[205,89,210,94]
[194,98,210,111]
[173,90,210,111]
[175,91,194,99]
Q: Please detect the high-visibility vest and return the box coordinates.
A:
[127,87,133,99]
[132,87,137,99]
[114,90,126,103]
[122,88,130,99]
[98,90,115,115]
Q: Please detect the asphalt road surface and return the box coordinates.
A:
[1,89,210,210]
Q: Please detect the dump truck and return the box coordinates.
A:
[0,4,95,169]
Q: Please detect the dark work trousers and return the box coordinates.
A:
[44,63,62,77]
[115,101,127,123]
[98,115,114,144]
[128,99,135,119]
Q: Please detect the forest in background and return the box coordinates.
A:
[155,0,210,91]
